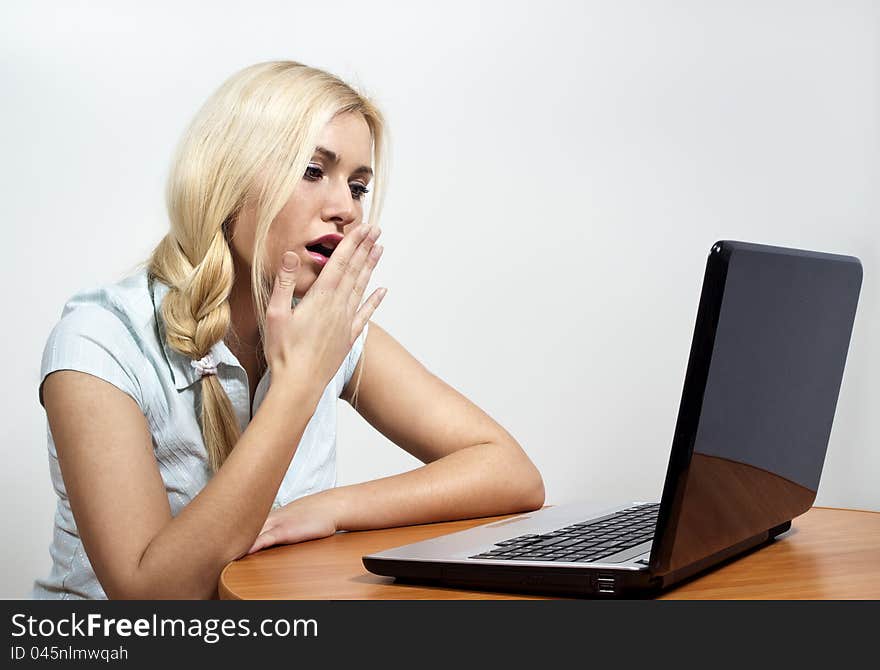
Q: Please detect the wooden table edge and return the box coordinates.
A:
[218,505,880,600]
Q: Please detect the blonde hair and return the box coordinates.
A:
[142,60,389,473]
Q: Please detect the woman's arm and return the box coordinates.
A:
[43,368,322,599]
[249,321,544,553]
[332,438,543,529]
[340,321,545,521]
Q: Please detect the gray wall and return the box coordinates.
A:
[2,0,876,598]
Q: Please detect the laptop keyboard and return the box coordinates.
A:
[468,502,660,563]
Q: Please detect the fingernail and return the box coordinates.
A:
[282,252,299,270]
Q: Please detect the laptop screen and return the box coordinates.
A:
[650,241,862,577]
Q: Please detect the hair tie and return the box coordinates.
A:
[191,350,219,378]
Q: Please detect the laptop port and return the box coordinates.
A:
[596,574,616,595]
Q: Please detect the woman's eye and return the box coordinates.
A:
[351,184,370,201]
[304,165,370,201]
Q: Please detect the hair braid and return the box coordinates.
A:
[150,230,241,473]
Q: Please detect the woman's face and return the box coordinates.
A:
[230,111,374,298]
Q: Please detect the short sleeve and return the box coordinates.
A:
[38,304,145,411]
[340,320,370,398]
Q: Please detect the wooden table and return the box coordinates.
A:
[219,506,880,600]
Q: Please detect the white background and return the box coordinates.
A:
[1,0,876,598]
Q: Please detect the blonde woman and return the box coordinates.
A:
[33,60,544,600]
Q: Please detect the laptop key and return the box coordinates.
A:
[532,537,573,549]
[472,503,662,561]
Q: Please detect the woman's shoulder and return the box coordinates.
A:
[40,266,157,408]
[53,266,155,337]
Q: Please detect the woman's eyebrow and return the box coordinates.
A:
[314,146,373,177]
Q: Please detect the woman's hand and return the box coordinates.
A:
[264,223,386,389]
[246,492,341,554]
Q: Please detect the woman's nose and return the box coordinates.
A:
[322,176,357,223]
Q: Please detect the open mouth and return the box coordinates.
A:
[304,233,343,268]
[304,233,343,262]
[305,242,335,259]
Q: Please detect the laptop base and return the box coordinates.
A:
[365,520,793,599]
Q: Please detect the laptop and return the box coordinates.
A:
[362,240,863,598]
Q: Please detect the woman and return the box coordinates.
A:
[33,60,544,599]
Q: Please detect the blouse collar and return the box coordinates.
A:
[149,274,243,391]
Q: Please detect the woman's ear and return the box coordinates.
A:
[225,200,260,272]
[224,199,253,246]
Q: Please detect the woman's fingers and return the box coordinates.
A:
[248,520,278,554]
[335,224,380,299]
[247,514,278,554]
[314,223,372,291]
[267,251,300,316]
[349,241,383,314]
[248,530,277,554]
[351,287,388,345]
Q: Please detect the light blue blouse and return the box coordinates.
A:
[32,267,368,599]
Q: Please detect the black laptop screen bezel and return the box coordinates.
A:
[648,240,862,577]
[648,241,731,575]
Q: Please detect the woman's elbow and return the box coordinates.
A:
[505,445,545,511]
[107,582,215,600]
[522,466,545,511]
[102,568,217,600]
